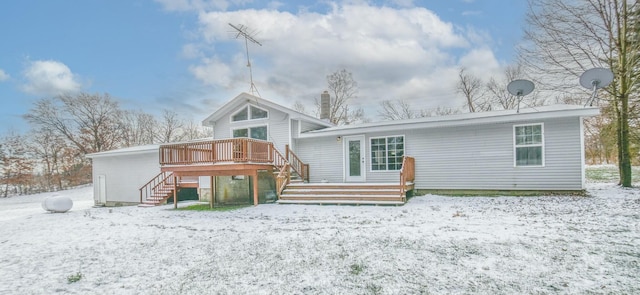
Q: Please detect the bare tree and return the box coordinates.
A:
[24,93,122,155]
[420,106,461,117]
[379,99,460,120]
[292,101,308,114]
[456,67,486,112]
[119,110,157,147]
[0,133,34,197]
[315,69,366,125]
[379,100,418,120]
[521,0,640,186]
[182,119,212,141]
[156,109,185,143]
[485,64,545,110]
[29,127,67,191]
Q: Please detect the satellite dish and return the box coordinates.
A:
[507,79,535,113]
[580,68,614,106]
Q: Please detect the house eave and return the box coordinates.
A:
[86,144,160,159]
[299,105,600,138]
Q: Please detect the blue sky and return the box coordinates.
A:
[0,0,528,134]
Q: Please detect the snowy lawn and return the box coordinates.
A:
[1,181,639,294]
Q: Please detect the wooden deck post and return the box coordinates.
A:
[210,175,214,209]
[253,171,259,206]
[285,144,290,160]
[173,176,178,209]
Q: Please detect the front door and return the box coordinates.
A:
[97,175,106,204]
[344,135,365,182]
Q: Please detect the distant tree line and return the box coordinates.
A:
[0,93,211,197]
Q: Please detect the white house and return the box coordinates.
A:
[87,92,600,207]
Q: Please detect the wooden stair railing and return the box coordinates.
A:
[285,145,309,182]
[271,147,290,196]
[276,163,291,196]
[272,144,312,197]
[139,172,176,205]
[399,156,415,202]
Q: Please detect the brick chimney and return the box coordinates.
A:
[320,91,330,120]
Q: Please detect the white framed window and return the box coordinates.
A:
[232,125,268,140]
[514,123,544,167]
[231,105,268,122]
[370,135,404,171]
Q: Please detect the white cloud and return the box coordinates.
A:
[189,56,236,88]
[21,60,82,96]
[181,43,204,59]
[458,47,501,79]
[0,69,9,81]
[180,2,502,116]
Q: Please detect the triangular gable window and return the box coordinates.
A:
[251,106,268,119]
[231,105,268,122]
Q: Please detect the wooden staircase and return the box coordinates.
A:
[277,182,413,206]
[139,172,177,207]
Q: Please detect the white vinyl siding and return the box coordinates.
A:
[408,118,582,190]
[90,150,160,204]
[514,123,544,167]
[297,117,584,190]
[295,137,344,183]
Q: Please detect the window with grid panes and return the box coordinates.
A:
[370,136,404,171]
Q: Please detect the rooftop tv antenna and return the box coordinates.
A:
[229,23,262,97]
[507,79,535,113]
[580,67,614,107]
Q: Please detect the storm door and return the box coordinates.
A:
[344,135,365,182]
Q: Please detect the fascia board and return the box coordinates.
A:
[299,107,600,138]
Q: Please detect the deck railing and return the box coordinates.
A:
[139,171,175,203]
[285,145,309,181]
[160,138,275,165]
[160,139,308,196]
[399,156,415,200]
[276,163,291,196]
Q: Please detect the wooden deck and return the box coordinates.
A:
[139,138,416,207]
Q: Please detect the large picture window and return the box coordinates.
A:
[233,126,267,140]
[232,105,268,122]
[514,124,544,166]
[371,136,404,171]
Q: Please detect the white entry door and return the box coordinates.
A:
[344,135,365,182]
[97,175,107,204]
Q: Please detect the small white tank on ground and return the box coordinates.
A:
[42,195,73,213]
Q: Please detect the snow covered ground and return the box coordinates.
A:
[0,182,638,295]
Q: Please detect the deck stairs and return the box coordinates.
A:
[139,183,175,207]
[138,172,179,207]
[277,182,413,206]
